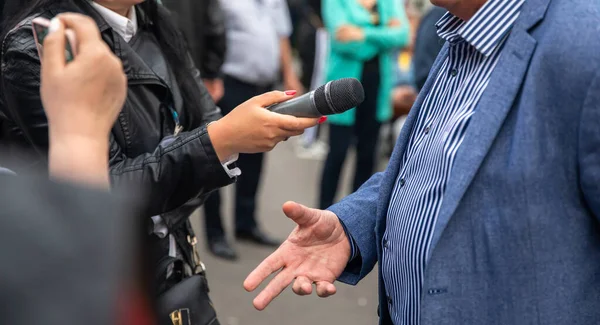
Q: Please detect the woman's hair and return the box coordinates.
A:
[1,0,200,128]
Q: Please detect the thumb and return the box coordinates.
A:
[282,201,320,227]
[252,90,295,107]
[40,18,67,75]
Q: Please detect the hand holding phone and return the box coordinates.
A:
[39,14,126,187]
[32,17,78,62]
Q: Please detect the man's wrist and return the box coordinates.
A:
[48,133,110,189]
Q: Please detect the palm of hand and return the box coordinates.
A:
[244,202,351,310]
[283,213,350,280]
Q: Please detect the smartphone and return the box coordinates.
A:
[32,17,78,62]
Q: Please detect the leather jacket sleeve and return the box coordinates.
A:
[1,23,234,217]
[1,25,50,150]
[108,126,232,217]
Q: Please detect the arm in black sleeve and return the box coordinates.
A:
[199,0,226,79]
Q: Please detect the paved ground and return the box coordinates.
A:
[189,136,387,325]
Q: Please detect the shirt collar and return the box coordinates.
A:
[90,1,138,42]
[436,0,526,56]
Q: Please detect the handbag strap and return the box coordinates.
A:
[155,255,180,284]
[169,219,206,275]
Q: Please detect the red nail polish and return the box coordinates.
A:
[285,90,297,96]
[318,116,328,124]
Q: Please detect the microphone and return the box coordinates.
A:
[268,78,365,117]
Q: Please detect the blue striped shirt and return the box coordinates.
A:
[346,1,525,324]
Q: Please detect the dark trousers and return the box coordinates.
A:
[319,64,381,209]
[204,76,273,239]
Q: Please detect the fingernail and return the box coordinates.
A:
[285,90,297,96]
[318,116,327,124]
[49,17,62,33]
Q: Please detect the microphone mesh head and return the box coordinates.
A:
[313,78,365,115]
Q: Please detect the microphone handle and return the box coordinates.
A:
[267,92,322,117]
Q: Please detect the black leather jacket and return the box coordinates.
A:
[0,1,234,227]
[162,0,226,79]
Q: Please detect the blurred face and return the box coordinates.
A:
[430,0,487,20]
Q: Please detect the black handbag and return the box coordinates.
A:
[155,221,220,325]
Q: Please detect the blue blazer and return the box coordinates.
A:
[329,0,600,324]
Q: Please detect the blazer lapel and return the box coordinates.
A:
[427,0,552,260]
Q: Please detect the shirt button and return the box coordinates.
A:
[424,126,431,134]
[399,178,406,187]
[387,296,393,305]
[451,69,458,77]
[383,239,389,248]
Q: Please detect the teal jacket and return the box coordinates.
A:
[322,0,410,126]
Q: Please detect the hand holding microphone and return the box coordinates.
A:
[207,91,321,161]
[207,78,364,162]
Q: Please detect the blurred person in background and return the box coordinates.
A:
[0,0,318,305]
[318,0,410,210]
[288,0,331,160]
[203,0,309,260]
[0,13,153,325]
[161,0,227,102]
[382,0,419,158]
[412,4,445,91]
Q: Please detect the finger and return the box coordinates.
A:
[277,129,304,139]
[282,201,320,227]
[253,268,295,310]
[40,18,66,74]
[244,251,285,292]
[252,90,295,107]
[55,13,102,48]
[273,114,319,132]
[292,276,313,296]
[315,281,337,298]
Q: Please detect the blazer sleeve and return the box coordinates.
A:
[579,69,600,220]
[327,171,382,285]
[363,1,410,51]
[322,0,379,61]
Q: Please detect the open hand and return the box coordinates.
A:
[244,202,351,310]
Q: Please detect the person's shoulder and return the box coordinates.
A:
[533,0,600,68]
[542,0,600,49]
[1,11,55,62]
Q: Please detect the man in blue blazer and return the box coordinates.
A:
[244,0,600,324]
